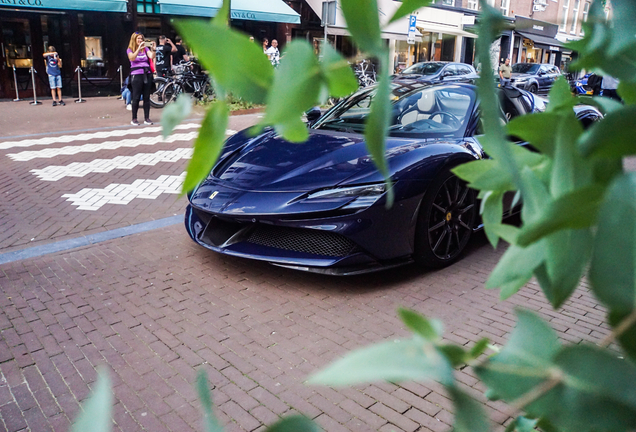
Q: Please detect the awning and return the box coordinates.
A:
[158,0,300,24]
[417,24,477,39]
[325,26,422,42]
[0,0,127,12]
[516,31,565,51]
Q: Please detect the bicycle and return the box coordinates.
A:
[149,60,214,108]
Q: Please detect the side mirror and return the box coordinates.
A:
[305,107,322,125]
[538,70,545,76]
[442,71,453,78]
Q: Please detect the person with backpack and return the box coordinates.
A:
[127,32,155,126]
[43,46,65,106]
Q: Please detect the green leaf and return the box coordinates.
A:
[516,185,605,246]
[265,415,320,432]
[469,338,490,360]
[506,113,560,157]
[398,308,442,341]
[161,94,192,139]
[449,386,490,432]
[619,81,636,105]
[535,228,592,309]
[545,78,576,113]
[263,41,322,142]
[176,20,273,104]
[475,309,561,402]
[590,173,636,315]
[212,0,230,27]
[70,368,112,432]
[486,223,520,245]
[196,370,224,432]
[389,0,435,24]
[546,345,636,431]
[364,56,394,206]
[307,336,455,387]
[182,100,229,194]
[437,344,467,367]
[486,242,544,299]
[320,43,359,98]
[574,95,624,115]
[608,310,636,361]
[606,0,636,57]
[505,417,538,432]
[579,104,636,158]
[518,166,551,225]
[339,0,383,56]
[481,191,504,248]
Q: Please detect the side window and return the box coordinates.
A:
[551,66,560,74]
[445,65,458,76]
[459,65,472,75]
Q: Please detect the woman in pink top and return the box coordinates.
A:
[127,32,156,126]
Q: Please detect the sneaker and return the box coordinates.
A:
[126,104,132,111]
[52,101,57,107]
[131,119,140,126]
[144,119,154,125]
[59,100,66,106]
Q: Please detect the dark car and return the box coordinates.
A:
[185,81,601,275]
[510,63,561,93]
[394,61,478,84]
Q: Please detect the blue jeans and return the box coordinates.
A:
[122,88,132,105]
[48,74,62,89]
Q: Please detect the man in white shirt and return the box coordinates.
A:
[266,39,280,67]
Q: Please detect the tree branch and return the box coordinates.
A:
[599,309,636,348]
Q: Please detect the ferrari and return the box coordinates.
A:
[185,80,601,275]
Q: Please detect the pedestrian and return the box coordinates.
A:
[266,39,280,67]
[121,76,132,110]
[601,75,621,102]
[127,31,155,126]
[499,58,512,87]
[262,38,269,54]
[155,35,177,78]
[171,36,190,69]
[43,46,65,106]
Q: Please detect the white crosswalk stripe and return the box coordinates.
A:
[0,123,200,150]
[62,174,186,211]
[31,148,193,181]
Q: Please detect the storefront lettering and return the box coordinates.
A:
[532,25,544,31]
[230,11,256,20]
[0,0,44,6]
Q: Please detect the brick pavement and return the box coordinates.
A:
[0,222,610,432]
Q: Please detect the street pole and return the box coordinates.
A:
[12,65,23,102]
[29,67,42,105]
[117,65,123,100]
[75,66,86,103]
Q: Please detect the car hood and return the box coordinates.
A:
[206,129,467,192]
[511,73,535,79]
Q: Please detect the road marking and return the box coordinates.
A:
[62,174,185,211]
[7,130,237,161]
[31,148,193,181]
[0,123,200,150]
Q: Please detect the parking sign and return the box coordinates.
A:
[407,15,417,44]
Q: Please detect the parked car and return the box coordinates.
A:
[185,81,601,275]
[509,63,561,93]
[393,61,478,84]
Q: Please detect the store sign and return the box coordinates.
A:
[533,25,544,31]
[231,11,256,20]
[0,0,44,5]
[549,46,560,51]
[407,15,417,45]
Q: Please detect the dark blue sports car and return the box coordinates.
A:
[185,81,601,275]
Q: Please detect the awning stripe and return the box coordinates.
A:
[158,0,300,24]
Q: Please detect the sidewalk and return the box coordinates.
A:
[0,97,206,139]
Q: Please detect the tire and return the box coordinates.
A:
[149,77,169,109]
[414,170,476,269]
[528,84,538,94]
[162,81,182,105]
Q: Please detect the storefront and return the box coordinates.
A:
[0,0,300,100]
[498,17,565,68]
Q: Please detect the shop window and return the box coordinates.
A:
[137,0,159,14]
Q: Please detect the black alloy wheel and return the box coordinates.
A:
[528,84,538,94]
[415,170,476,268]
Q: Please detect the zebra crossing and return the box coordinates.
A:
[2,123,237,212]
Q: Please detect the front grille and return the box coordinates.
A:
[246,225,355,257]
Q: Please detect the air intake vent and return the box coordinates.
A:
[247,225,355,257]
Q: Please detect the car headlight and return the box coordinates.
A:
[303,183,387,209]
[515,78,528,84]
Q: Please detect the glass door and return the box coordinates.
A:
[2,18,33,98]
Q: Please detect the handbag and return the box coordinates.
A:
[147,48,156,74]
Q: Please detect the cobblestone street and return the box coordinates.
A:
[0,98,612,432]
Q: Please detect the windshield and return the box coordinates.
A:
[512,63,540,74]
[313,84,476,138]
[401,62,444,75]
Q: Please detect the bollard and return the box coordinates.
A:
[117,65,123,100]
[12,65,23,102]
[29,67,42,105]
[75,66,86,103]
